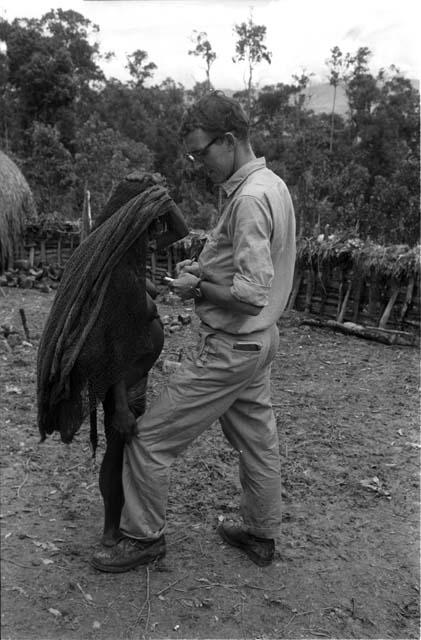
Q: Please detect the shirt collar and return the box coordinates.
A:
[221,157,267,198]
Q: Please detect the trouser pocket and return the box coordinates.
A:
[232,342,262,352]
[195,331,215,367]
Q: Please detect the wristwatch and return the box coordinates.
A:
[192,279,203,300]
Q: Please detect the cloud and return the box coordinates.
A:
[344,26,363,40]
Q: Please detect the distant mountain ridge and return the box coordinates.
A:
[220,80,419,116]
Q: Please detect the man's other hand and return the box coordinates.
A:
[171,273,200,300]
[175,259,200,277]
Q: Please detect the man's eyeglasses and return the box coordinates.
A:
[185,136,220,163]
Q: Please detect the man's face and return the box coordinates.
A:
[184,128,235,185]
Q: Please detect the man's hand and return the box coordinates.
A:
[176,259,200,277]
[170,272,200,300]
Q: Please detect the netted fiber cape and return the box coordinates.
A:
[37,185,181,444]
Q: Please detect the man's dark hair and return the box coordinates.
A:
[180,91,250,141]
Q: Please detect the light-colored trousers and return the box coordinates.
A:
[120,322,281,540]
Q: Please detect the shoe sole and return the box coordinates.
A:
[218,527,273,567]
[90,550,166,573]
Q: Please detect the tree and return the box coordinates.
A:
[0,18,76,138]
[126,49,157,87]
[232,13,272,117]
[326,46,344,152]
[23,122,77,216]
[37,9,104,86]
[0,11,105,152]
[188,30,216,91]
[74,114,154,216]
[343,47,379,138]
[0,43,13,151]
[291,70,314,128]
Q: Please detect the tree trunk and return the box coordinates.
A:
[329,84,337,153]
[247,60,253,118]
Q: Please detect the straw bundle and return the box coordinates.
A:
[296,235,420,281]
[0,150,37,271]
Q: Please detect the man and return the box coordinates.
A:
[91,91,296,572]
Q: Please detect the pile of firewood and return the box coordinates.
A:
[0,259,63,293]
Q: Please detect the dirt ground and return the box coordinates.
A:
[1,287,419,640]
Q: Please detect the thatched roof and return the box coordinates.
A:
[24,212,80,241]
[0,151,37,271]
[296,235,420,280]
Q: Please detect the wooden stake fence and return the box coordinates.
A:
[9,226,421,335]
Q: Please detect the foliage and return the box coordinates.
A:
[0,11,418,246]
[232,13,271,116]
[325,46,344,151]
[126,49,157,87]
[73,115,154,216]
[188,31,216,91]
[23,122,76,217]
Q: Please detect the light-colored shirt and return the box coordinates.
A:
[197,157,296,334]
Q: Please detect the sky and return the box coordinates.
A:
[0,0,420,90]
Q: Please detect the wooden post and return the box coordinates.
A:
[399,276,415,325]
[379,280,400,329]
[337,268,345,318]
[352,277,364,323]
[287,269,303,311]
[337,278,352,323]
[40,240,47,265]
[304,268,314,313]
[57,236,62,266]
[367,273,379,319]
[19,308,30,340]
[81,189,92,242]
[28,245,35,268]
[167,246,173,277]
[318,267,329,316]
[151,252,157,284]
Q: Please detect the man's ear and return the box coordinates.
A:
[224,132,237,149]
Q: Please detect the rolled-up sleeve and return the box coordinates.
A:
[229,196,274,307]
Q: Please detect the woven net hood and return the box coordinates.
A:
[37,184,186,444]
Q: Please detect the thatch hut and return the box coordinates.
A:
[0,150,37,271]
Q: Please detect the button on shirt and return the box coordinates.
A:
[197,157,296,335]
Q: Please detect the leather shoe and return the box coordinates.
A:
[218,524,274,567]
[91,535,166,573]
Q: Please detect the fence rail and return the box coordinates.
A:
[7,230,420,333]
